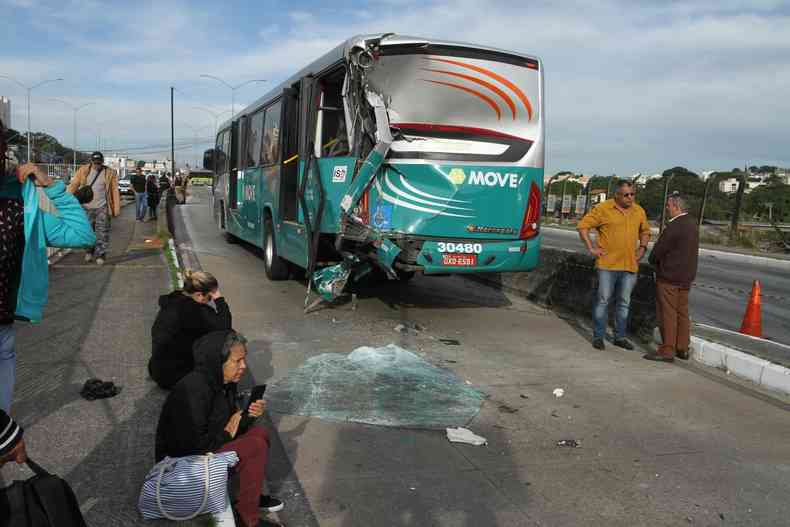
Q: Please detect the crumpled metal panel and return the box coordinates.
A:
[267,344,484,428]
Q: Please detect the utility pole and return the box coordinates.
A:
[698,176,715,229]
[730,171,747,243]
[171,87,175,183]
[659,173,674,234]
[0,75,63,162]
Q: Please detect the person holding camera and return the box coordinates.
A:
[155,330,283,526]
[66,151,120,266]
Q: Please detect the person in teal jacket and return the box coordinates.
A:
[1,119,96,412]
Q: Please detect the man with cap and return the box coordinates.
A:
[67,151,121,265]
[0,408,25,467]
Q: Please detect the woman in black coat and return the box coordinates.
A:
[148,271,232,389]
[146,174,160,221]
[155,330,283,526]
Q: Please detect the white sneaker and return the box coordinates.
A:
[84,253,93,263]
[95,258,105,266]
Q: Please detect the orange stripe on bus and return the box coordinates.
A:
[421,79,502,120]
[425,57,533,121]
[422,68,517,119]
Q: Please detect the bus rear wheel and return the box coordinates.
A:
[263,217,289,281]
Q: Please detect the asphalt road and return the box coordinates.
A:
[541,227,790,345]
[174,188,790,526]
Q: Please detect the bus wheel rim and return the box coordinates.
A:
[266,232,274,264]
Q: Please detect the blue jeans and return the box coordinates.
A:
[135,192,148,220]
[593,269,637,340]
[0,324,17,413]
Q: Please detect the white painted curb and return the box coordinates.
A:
[690,336,790,396]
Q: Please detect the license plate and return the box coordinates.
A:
[442,253,477,266]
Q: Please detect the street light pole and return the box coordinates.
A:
[51,98,94,173]
[0,75,63,162]
[192,106,231,138]
[199,75,267,121]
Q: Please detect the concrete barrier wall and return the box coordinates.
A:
[471,248,657,342]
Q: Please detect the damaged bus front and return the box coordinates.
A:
[206,34,544,305]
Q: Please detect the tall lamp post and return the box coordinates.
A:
[50,98,94,173]
[199,75,267,121]
[0,75,63,162]
[192,106,231,138]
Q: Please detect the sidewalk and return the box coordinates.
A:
[0,204,205,526]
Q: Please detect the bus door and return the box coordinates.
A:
[276,82,308,267]
[228,119,240,210]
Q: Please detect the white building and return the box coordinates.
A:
[0,96,10,128]
[719,178,740,193]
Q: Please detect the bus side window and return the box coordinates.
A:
[261,101,282,166]
[247,110,264,167]
[319,71,348,158]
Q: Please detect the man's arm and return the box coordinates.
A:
[577,207,605,257]
[637,210,651,261]
[109,170,121,217]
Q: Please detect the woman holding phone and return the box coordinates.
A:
[149,270,233,389]
[155,330,283,526]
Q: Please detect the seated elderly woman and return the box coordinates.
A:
[155,330,283,527]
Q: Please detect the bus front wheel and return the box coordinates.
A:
[263,217,289,281]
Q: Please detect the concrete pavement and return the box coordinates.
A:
[178,188,790,526]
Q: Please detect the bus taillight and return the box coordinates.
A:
[519,182,541,240]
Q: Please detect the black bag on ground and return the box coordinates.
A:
[0,458,88,526]
[74,167,102,205]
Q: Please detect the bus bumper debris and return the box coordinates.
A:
[446,427,488,446]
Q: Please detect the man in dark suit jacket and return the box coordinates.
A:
[645,192,700,362]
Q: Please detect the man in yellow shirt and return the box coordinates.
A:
[577,180,651,350]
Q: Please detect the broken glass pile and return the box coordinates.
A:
[267,344,484,429]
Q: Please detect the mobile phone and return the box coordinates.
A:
[244,384,267,415]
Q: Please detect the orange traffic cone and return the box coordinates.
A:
[739,280,762,337]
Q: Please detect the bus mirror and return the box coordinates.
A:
[203,149,215,171]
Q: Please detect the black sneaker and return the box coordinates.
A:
[613,339,634,351]
[259,495,284,512]
[592,338,605,350]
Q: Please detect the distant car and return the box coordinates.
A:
[119,178,133,196]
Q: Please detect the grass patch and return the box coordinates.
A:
[158,230,181,291]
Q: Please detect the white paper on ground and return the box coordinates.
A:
[553,388,565,398]
[212,500,237,526]
[446,427,488,446]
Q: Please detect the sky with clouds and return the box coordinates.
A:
[1,0,788,175]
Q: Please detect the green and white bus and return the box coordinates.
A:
[205,34,544,299]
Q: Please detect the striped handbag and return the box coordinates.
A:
[138,451,239,521]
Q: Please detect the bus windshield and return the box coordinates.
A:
[367,45,541,163]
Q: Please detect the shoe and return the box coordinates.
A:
[592,338,605,350]
[259,495,284,512]
[95,258,105,266]
[643,352,674,363]
[84,252,93,263]
[676,350,690,360]
[614,339,634,351]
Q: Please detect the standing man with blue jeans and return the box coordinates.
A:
[131,166,148,221]
[577,180,651,350]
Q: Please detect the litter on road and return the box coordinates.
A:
[556,439,581,448]
[553,388,565,398]
[446,427,488,446]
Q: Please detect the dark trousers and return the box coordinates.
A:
[656,280,691,357]
[217,426,269,527]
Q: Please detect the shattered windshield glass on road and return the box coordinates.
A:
[267,344,484,429]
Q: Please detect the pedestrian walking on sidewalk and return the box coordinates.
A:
[146,174,160,221]
[1,118,96,412]
[577,180,651,351]
[67,151,121,265]
[149,271,232,389]
[155,330,284,527]
[645,192,699,362]
[131,166,148,221]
